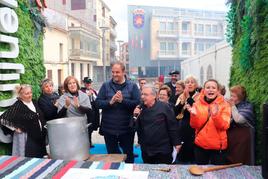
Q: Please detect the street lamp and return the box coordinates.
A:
[117,40,124,61]
[100,26,109,81]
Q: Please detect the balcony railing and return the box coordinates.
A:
[69,49,100,59]
[194,31,223,38]
[157,30,178,38]
[158,50,179,58]
[68,25,99,37]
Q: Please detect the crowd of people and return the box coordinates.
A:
[0,61,255,166]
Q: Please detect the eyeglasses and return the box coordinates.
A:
[159,93,168,96]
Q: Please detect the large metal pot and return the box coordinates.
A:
[46,117,90,161]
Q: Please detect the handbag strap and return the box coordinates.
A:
[196,108,211,136]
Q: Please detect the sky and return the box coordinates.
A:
[103,0,229,42]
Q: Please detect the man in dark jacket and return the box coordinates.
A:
[133,84,181,164]
[165,70,180,105]
[96,61,140,163]
[81,77,99,148]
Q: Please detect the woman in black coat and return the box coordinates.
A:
[38,78,59,121]
[174,75,200,164]
[0,85,46,157]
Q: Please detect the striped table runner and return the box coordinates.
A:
[0,155,133,179]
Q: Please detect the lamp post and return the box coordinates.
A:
[100,26,109,81]
[117,40,124,61]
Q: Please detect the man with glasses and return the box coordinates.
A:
[133,84,181,164]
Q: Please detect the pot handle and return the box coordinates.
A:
[86,123,92,128]
[44,125,47,129]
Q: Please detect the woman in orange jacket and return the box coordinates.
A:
[187,79,231,165]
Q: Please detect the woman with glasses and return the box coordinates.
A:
[158,85,172,104]
[0,84,47,157]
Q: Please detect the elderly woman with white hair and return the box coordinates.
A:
[0,84,47,157]
[174,75,200,164]
[38,78,59,121]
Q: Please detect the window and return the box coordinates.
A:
[87,64,90,77]
[102,7,105,17]
[182,22,190,34]
[168,42,175,51]
[198,24,204,33]
[207,65,213,79]
[195,24,204,35]
[80,41,84,49]
[80,63,83,82]
[206,43,212,49]
[71,38,75,49]
[160,22,166,31]
[200,66,204,85]
[47,70,52,80]
[212,25,218,36]
[167,22,174,31]
[71,0,86,10]
[59,43,63,62]
[160,42,166,51]
[182,42,191,56]
[205,24,212,35]
[195,42,204,54]
[93,15,96,22]
[71,63,75,76]
[58,69,62,86]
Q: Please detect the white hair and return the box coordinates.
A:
[184,74,199,86]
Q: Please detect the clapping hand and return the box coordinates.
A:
[110,91,123,105]
[210,104,219,116]
[65,97,71,108]
[116,91,123,103]
[227,98,235,106]
[73,96,80,108]
[186,104,197,115]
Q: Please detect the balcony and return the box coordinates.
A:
[69,49,100,60]
[157,30,178,38]
[68,25,99,39]
[110,41,117,51]
[158,50,179,58]
[194,31,223,39]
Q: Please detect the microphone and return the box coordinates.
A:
[133,102,144,121]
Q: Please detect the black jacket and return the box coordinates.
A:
[38,93,59,121]
[165,81,177,105]
[137,101,180,156]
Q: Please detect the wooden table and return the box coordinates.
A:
[88,154,127,162]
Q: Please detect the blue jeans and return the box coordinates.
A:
[104,132,134,163]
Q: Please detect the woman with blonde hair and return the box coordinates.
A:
[174,75,200,163]
[0,84,47,157]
